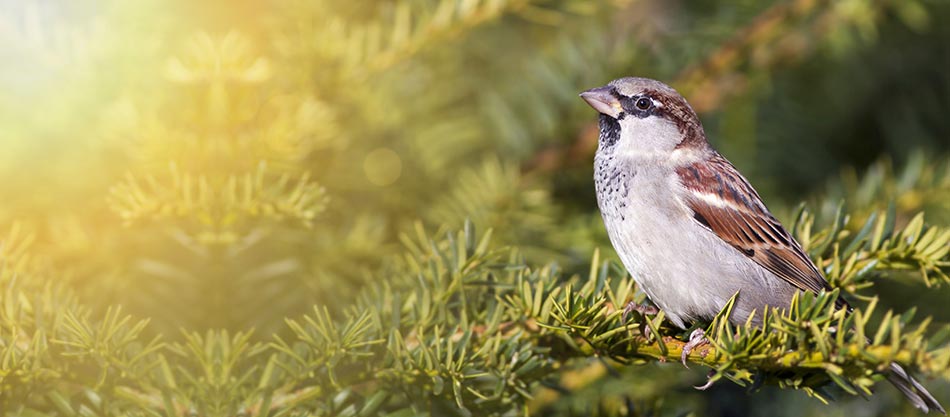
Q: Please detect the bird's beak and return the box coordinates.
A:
[580,86,623,119]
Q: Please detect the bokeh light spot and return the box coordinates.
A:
[363,147,402,186]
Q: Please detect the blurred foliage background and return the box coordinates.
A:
[1,0,949,416]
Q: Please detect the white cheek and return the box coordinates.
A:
[616,116,682,156]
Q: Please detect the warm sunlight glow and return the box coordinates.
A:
[1,1,947,415]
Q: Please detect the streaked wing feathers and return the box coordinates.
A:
[676,154,847,307]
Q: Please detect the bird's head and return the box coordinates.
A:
[580,77,708,158]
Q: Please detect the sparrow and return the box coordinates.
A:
[580,76,944,413]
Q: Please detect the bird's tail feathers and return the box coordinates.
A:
[887,362,945,414]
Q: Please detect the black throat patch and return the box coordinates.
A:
[598,113,621,148]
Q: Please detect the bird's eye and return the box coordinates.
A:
[635,97,652,110]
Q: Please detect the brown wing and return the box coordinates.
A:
[676,154,848,308]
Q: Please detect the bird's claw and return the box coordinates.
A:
[621,301,659,323]
[694,370,717,390]
[680,328,707,368]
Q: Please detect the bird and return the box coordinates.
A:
[580,76,945,413]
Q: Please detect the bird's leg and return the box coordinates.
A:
[621,301,659,323]
[680,328,708,367]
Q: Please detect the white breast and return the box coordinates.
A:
[595,158,798,328]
